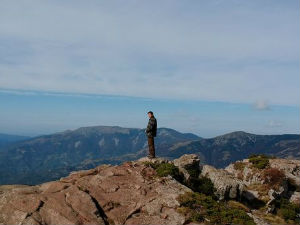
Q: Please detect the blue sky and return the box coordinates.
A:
[0,0,299,137]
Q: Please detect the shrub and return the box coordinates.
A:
[276,198,300,223]
[234,161,246,171]
[210,207,255,225]
[249,154,270,169]
[143,161,160,169]
[263,168,285,188]
[249,154,272,159]
[227,200,250,212]
[155,162,183,182]
[177,192,255,225]
[184,165,215,196]
[187,176,216,197]
[177,192,216,211]
[186,167,200,178]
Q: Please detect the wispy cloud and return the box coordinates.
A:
[267,120,283,128]
[0,0,299,105]
[254,100,270,111]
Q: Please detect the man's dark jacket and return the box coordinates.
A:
[146,116,157,137]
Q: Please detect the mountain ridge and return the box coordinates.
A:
[0,133,30,148]
[0,125,298,185]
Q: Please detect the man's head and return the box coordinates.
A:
[147,111,154,118]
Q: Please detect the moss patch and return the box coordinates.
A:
[177,192,255,225]
[144,161,183,182]
[275,198,300,223]
[187,176,216,197]
[249,154,270,169]
[227,200,250,213]
[186,167,200,178]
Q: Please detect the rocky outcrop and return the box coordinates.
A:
[225,158,300,212]
[200,165,244,200]
[0,155,299,225]
[269,159,300,186]
[173,154,200,181]
[138,156,169,164]
[225,158,300,187]
[289,191,300,205]
[0,160,191,225]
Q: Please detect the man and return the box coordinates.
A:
[145,111,157,158]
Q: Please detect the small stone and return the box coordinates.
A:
[161,213,168,219]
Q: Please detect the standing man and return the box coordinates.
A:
[145,111,157,158]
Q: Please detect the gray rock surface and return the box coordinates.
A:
[173,154,200,181]
[226,158,300,204]
[289,191,300,205]
[269,159,300,186]
[201,165,244,200]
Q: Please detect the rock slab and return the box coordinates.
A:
[0,160,191,225]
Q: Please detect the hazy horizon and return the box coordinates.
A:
[1,89,299,138]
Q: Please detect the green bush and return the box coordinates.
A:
[211,207,255,225]
[145,161,215,196]
[148,162,183,182]
[143,161,160,169]
[156,163,182,179]
[186,167,200,178]
[187,176,216,196]
[276,198,300,223]
[183,163,215,196]
[177,192,255,225]
[249,154,270,169]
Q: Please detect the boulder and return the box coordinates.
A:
[226,158,300,188]
[265,188,287,213]
[289,191,300,205]
[242,189,259,201]
[201,165,244,200]
[248,210,273,225]
[173,154,200,181]
[269,159,300,187]
[225,160,265,186]
[226,159,298,201]
[138,156,169,164]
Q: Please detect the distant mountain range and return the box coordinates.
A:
[0,133,29,148]
[0,126,299,185]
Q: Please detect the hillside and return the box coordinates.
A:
[163,131,300,167]
[0,154,299,225]
[0,126,199,185]
[0,133,29,148]
[0,126,298,185]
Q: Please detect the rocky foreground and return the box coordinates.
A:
[0,154,299,225]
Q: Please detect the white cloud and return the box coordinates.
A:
[0,0,299,105]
